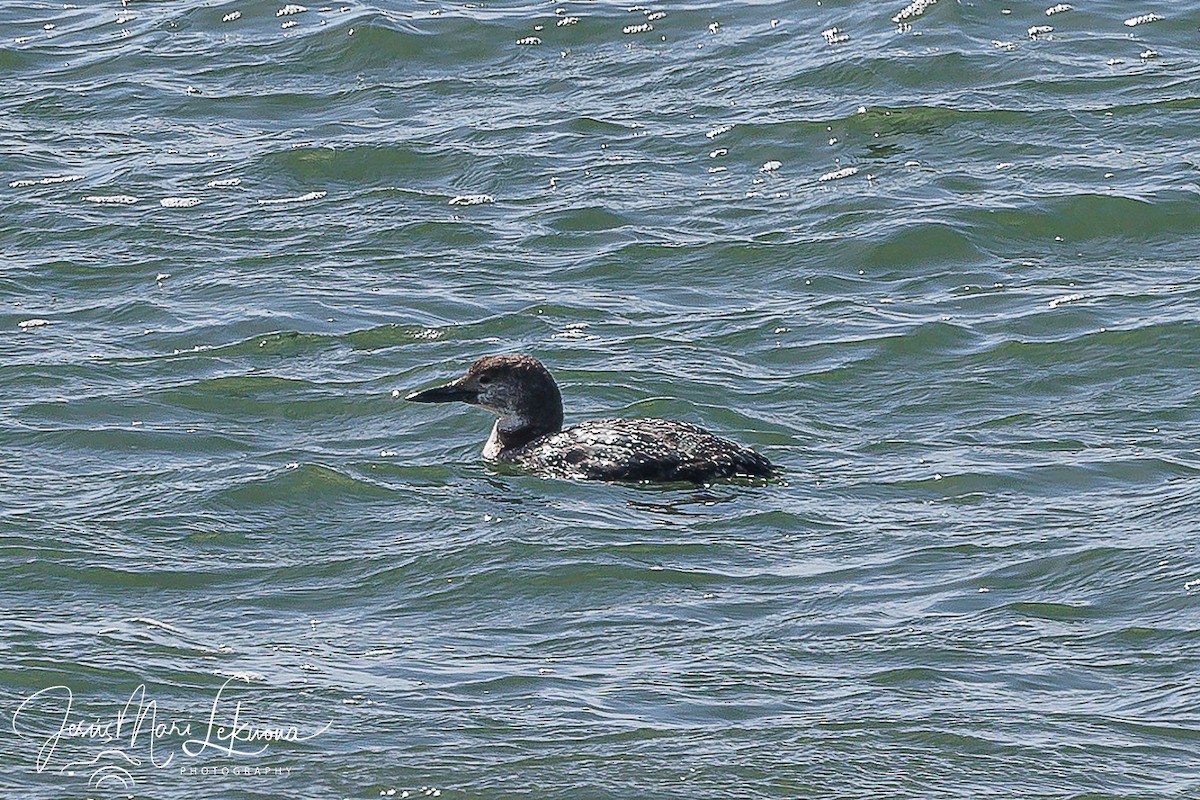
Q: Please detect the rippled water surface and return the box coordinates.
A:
[3,1,1200,797]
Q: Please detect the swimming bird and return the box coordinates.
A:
[405,354,775,483]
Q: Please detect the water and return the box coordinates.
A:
[3,0,1199,797]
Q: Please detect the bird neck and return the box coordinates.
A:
[484,410,562,459]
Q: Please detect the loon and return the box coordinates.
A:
[405,354,775,483]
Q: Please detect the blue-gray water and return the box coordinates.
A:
[3,1,1199,797]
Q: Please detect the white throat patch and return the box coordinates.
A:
[483,421,503,459]
[482,413,532,459]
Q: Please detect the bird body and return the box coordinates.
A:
[406,355,774,484]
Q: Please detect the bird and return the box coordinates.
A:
[405,354,775,484]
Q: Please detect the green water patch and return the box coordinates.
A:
[1001,601,1094,621]
[850,103,1036,136]
[382,219,497,248]
[815,320,983,372]
[0,46,25,71]
[860,222,991,269]
[343,323,447,351]
[881,457,1197,501]
[866,666,954,687]
[196,330,337,358]
[978,546,1160,595]
[564,116,648,136]
[257,143,461,189]
[281,13,515,73]
[161,373,325,419]
[969,319,1200,384]
[965,192,1200,244]
[216,462,395,506]
[542,205,636,233]
[788,52,1030,100]
[28,425,255,458]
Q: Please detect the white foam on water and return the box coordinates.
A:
[1045,4,1072,15]
[130,616,187,634]
[448,194,494,206]
[11,174,84,187]
[85,194,139,204]
[207,177,241,188]
[222,11,241,22]
[212,669,266,682]
[623,23,653,34]
[18,318,50,328]
[892,0,937,24]
[1048,293,1084,308]
[160,197,201,208]
[818,166,859,182]
[258,190,326,205]
[277,3,307,16]
[822,27,850,44]
[1124,13,1163,27]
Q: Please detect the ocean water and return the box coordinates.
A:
[3,0,1199,797]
